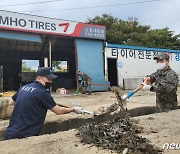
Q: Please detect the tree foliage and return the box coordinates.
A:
[22,62,35,72]
[52,61,64,72]
[87,14,180,50]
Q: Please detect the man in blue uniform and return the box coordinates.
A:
[5,67,84,140]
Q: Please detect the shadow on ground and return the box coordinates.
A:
[41,105,171,135]
[1,106,179,140]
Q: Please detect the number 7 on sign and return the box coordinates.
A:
[59,22,70,32]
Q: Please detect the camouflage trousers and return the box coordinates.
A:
[82,81,92,94]
[156,99,177,113]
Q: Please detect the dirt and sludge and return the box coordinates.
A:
[0,88,179,154]
[77,87,162,154]
[77,117,161,154]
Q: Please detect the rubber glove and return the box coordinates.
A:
[74,107,84,114]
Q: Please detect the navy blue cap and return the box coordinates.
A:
[36,67,57,79]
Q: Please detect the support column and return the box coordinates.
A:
[49,37,52,68]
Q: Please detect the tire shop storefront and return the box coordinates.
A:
[0,10,109,92]
[105,43,180,89]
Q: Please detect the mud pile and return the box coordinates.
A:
[77,116,162,154]
[77,87,162,154]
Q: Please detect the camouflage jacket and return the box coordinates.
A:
[148,66,179,111]
[79,72,91,82]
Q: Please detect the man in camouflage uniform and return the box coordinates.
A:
[145,52,179,112]
[78,71,92,94]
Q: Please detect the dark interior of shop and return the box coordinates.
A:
[0,34,77,92]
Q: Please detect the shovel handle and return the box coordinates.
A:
[57,104,94,115]
[133,77,150,93]
[57,104,71,108]
[133,83,144,93]
[125,81,146,99]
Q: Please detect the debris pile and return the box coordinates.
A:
[77,87,162,154]
[77,116,162,154]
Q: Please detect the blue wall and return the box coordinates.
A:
[0,30,42,43]
[76,39,109,91]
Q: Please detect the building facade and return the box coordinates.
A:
[105,43,180,89]
[0,10,110,92]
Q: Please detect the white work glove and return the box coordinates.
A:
[143,77,151,85]
[74,107,84,114]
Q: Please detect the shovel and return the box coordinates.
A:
[75,81,83,94]
[121,77,150,101]
[103,78,150,114]
[57,103,94,116]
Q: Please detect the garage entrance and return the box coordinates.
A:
[0,34,77,92]
[107,58,118,86]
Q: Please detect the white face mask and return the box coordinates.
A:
[156,63,166,70]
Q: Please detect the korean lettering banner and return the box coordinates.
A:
[107,48,175,61]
